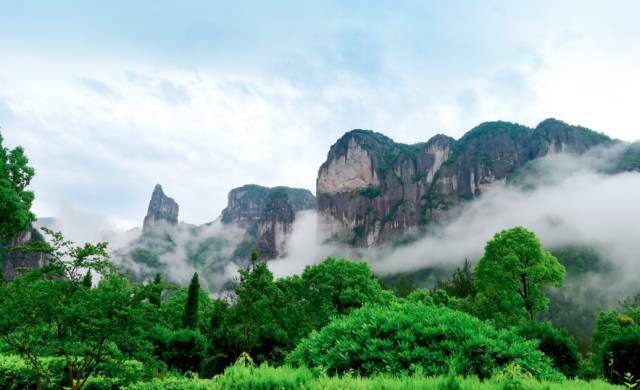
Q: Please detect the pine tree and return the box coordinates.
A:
[82,270,92,288]
[182,272,200,329]
[149,273,162,306]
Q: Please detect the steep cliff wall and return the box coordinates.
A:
[3,224,47,281]
[221,185,316,259]
[317,119,613,247]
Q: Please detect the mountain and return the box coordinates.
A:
[221,184,316,260]
[2,224,47,281]
[116,183,315,288]
[317,118,615,247]
[143,184,179,233]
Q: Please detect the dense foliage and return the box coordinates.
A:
[592,308,640,384]
[0,134,35,243]
[288,301,561,380]
[475,227,565,324]
[514,322,580,378]
[0,134,637,388]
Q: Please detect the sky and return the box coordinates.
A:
[2,1,640,229]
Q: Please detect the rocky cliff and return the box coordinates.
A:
[221,184,316,259]
[118,183,315,289]
[143,184,179,233]
[317,118,613,247]
[2,224,47,281]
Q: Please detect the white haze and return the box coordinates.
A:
[276,144,640,298]
[39,143,640,300]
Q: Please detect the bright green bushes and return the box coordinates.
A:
[592,308,640,384]
[0,355,66,389]
[287,302,561,380]
[123,364,622,390]
[514,322,580,378]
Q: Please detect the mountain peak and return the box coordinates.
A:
[143,184,179,233]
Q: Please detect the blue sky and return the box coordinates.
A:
[2,1,640,229]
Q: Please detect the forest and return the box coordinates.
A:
[1,135,638,390]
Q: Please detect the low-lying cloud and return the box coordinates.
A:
[39,144,640,302]
[277,145,640,298]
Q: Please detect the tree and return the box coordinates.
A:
[300,257,390,329]
[148,273,163,307]
[436,258,476,298]
[0,229,138,390]
[475,227,565,324]
[182,272,200,330]
[226,251,286,362]
[0,133,35,244]
[82,270,92,288]
[393,274,416,298]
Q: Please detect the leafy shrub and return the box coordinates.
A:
[90,359,149,389]
[163,329,207,374]
[359,186,382,199]
[0,355,67,389]
[592,307,640,383]
[148,325,206,374]
[123,376,215,390]
[601,327,640,384]
[141,363,619,390]
[406,288,433,305]
[287,302,561,380]
[514,322,580,378]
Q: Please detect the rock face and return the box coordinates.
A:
[221,185,316,259]
[143,184,179,233]
[3,224,47,281]
[317,119,613,247]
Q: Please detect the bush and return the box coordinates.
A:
[287,302,561,380]
[592,307,640,383]
[0,355,67,389]
[514,322,580,378]
[164,329,207,374]
[600,327,640,384]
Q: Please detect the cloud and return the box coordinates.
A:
[275,145,640,303]
[0,98,16,126]
[2,1,640,227]
[158,79,191,106]
[79,77,121,100]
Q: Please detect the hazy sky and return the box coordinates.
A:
[2,1,640,228]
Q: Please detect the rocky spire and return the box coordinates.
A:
[143,184,179,233]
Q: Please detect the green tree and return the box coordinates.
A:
[82,270,92,288]
[148,273,163,307]
[300,257,390,329]
[182,272,200,330]
[437,258,476,298]
[227,251,285,362]
[0,229,139,390]
[475,227,565,324]
[393,274,417,298]
[0,133,35,244]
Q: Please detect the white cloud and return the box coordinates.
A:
[2,1,640,227]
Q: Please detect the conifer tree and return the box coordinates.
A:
[149,273,162,306]
[182,272,200,329]
[82,270,92,288]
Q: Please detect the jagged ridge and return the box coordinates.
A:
[317,118,615,247]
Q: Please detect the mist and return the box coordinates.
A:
[277,144,640,300]
[38,143,640,301]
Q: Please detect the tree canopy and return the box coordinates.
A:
[475,227,565,324]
